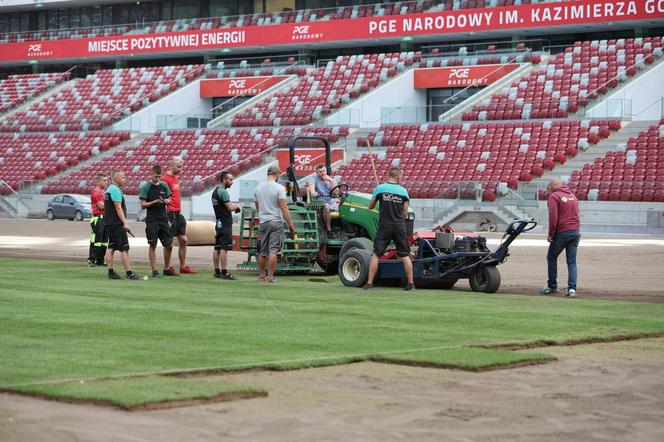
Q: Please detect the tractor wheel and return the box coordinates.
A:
[469,266,501,293]
[338,249,371,288]
[339,237,374,261]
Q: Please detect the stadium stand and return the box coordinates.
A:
[0,131,129,194]
[205,58,308,78]
[344,119,620,200]
[0,72,70,114]
[43,126,349,196]
[463,37,664,120]
[231,52,419,127]
[567,119,664,202]
[0,65,206,132]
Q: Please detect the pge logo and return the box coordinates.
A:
[27,43,52,57]
[229,79,247,89]
[292,25,322,41]
[295,154,312,166]
[450,68,470,79]
[29,44,42,52]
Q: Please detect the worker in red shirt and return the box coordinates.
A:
[161,156,197,274]
[539,178,581,298]
[88,173,108,267]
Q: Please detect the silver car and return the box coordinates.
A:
[46,194,93,221]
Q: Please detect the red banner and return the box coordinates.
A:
[2,0,662,62]
[414,64,521,88]
[199,76,289,97]
[276,148,345,176]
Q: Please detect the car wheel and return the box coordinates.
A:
[75,210,83,221]
[47,209,55,221]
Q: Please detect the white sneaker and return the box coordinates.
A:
[565,288,576,298]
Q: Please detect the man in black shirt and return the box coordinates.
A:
[211,170,241,280]
[139,165,177,278]
[365,167,415,291]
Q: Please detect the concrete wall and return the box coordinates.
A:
[113,80,212,134]
[586,59,664,121]
[324,69,426,128]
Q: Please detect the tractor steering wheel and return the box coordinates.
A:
[329,184,350,202]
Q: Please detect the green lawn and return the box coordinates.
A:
[1,257,663,408]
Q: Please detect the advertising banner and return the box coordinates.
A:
[276,148,345,176]
[414,64,521,88]
[1,0,662,63]
[199,76,290,97]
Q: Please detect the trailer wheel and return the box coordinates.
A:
[469,266,501,293]
[339,249,372,287]
[339,237,374,261]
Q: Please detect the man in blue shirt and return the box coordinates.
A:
[306,164,338,236]
[364,167,415,291]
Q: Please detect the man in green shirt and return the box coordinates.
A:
[139,165,178,278]
[211,170,241,279]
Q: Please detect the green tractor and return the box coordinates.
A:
[237,136,414,275]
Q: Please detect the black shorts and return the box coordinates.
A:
[146,220,173,247]
[106,224,130,252]
[373,222,410,257]
[168,211,187,237]
[214,220,233,251]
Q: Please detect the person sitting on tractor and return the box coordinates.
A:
[306,163,339,237]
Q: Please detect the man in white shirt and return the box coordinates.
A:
[254,166,296,283]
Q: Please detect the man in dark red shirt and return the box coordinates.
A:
[161,156,197,274]
[88,173,108,266]
[540,178,581,298]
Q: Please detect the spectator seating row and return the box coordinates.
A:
[341,120,619,200]
[205,58,308,79]
[232,52,419,127]
[566,119,664,202]
[463,37,664,120]
[0,131,129,193]
[0,65,206,132]
[420,42,541,67]
[1,72,71,113]
[41,126,349,196]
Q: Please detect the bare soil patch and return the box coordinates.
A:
[1,338,663,441]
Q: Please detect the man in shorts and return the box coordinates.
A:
[104,170,140,280]
[254,165,296,283]
[211,170,242,280]
[364,167,415,291]
[139,165,178,278]
[88,173,108,267]
[162,156,197,274]
[306,163,339,237]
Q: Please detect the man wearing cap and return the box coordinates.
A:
[254,165,296,283]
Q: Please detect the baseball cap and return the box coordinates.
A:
[267,165,282,176]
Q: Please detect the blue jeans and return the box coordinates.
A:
[547,230,580,290]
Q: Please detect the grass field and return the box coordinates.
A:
[2,257,664,409]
